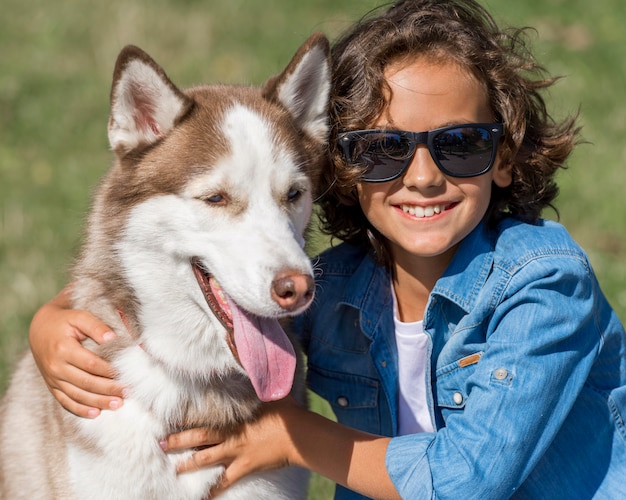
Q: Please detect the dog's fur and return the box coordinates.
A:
[0,33,330,499]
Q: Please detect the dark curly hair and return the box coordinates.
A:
[317,0,580,265]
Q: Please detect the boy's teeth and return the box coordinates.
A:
[402,204,443,218]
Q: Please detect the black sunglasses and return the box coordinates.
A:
[338,123,504,182]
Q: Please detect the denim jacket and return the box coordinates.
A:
[295,218,626,499]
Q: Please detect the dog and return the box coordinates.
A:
[0,32,330,499]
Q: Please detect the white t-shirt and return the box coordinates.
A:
[392,287,435,435]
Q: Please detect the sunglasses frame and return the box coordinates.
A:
[338,122,504,182]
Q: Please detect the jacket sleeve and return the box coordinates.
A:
[386,253,603,498]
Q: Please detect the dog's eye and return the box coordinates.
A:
[287,188,301,203]
[205,193,226,205]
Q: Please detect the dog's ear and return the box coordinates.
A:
[263,32,331,143]
[108,45,193,156]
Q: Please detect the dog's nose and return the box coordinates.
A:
[271,273,314,312]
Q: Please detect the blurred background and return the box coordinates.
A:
[1,1,624,497]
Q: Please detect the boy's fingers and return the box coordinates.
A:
[53,389,103,418]
[69,310,116,344]
[58,375,124,409]
[69,347,118,380]
[175,444,232,474]
[176,449,213,474]
[166,427,223,451]
[45,340,120,390]
[209,462,247,498]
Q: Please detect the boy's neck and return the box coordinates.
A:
[390,248,454,323]
[391,266,432,323]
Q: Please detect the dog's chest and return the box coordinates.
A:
[110,345,260,429]
[66,348,262,499]
[68,401,224,498]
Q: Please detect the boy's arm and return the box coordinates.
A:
[166,397,401,499]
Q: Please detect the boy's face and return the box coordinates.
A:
[357,56,512,274]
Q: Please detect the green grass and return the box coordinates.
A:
[1,1,625,498]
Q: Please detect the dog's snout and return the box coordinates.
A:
[271,273,314,312]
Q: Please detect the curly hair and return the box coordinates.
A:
[317,0,580,264]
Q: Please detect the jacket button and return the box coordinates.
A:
[337,396,349,407]
[453,392,463,405]
[494,368,508,380]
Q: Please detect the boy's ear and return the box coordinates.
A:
[493,160,513,188]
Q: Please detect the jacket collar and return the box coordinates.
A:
[339,221,496,335]
[431,221,495,314]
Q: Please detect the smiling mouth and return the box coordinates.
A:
[399,202,455,218]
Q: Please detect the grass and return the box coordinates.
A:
[1,1,625,498]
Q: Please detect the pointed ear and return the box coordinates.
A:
[263,32,331,143]
[108,45,193,156]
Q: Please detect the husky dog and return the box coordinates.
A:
[0,33,330,499]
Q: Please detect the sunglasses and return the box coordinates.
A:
[338,122,504,182]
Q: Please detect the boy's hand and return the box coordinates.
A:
[29,286,124,418]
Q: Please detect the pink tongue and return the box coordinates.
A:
[226,296,296,402]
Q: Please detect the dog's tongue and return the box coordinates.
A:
[225,295,296,402]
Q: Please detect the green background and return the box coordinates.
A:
[1,1,625,498]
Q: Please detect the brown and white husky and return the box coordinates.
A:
[0,32,330,499]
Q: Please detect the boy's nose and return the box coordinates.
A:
[402,145,446,188]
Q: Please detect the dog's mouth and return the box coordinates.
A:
[191,258,238,361]
[190,257,296,402]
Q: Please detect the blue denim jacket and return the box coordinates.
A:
[295,218,626,499]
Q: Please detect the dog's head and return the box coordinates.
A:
[93,34,330,401]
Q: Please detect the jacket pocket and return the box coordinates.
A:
[436,352,483,411]
[307,365,380,433]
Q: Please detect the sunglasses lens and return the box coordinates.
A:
[339,124,501,181]
[432,126,496,176]
[345,132,411,181]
